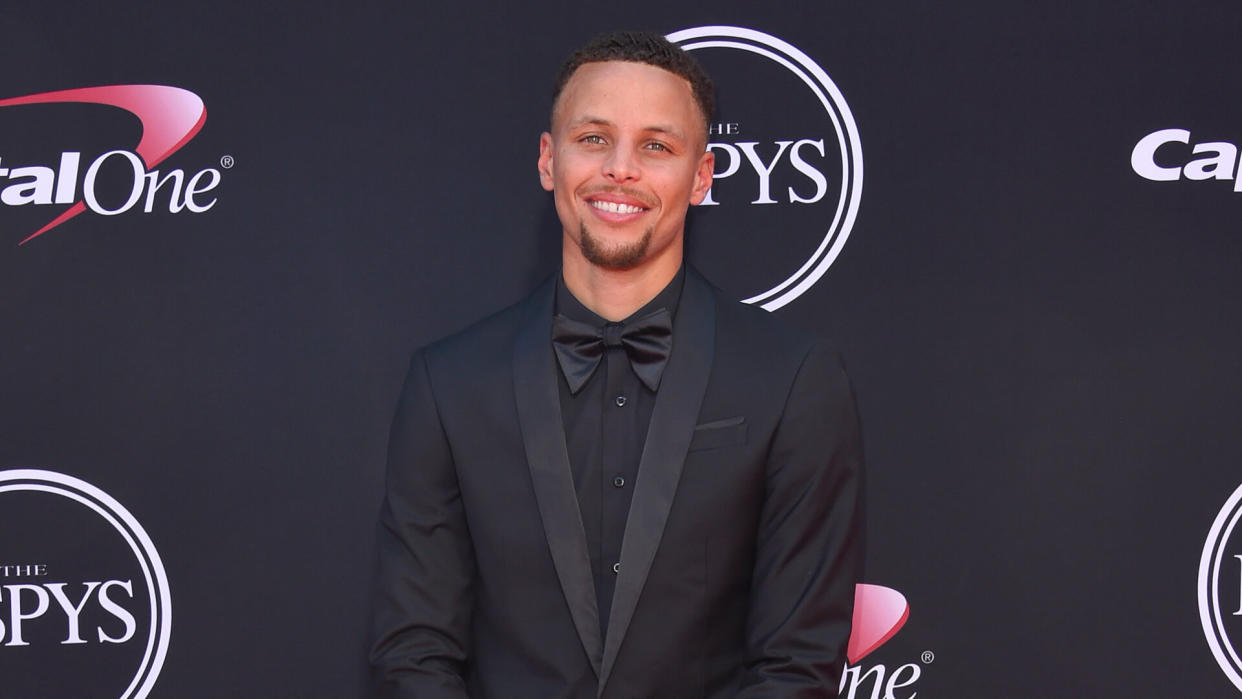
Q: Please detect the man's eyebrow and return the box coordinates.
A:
[642,124,686,141]
[567,117,687,141]
[568,115,614,129]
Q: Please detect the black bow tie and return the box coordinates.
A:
[551,308,673,394]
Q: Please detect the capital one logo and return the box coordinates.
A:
[0,84,217,244]
[844,583,926,698]
[0,469,171,698]
[668,26,863,311]
[1131,128,1242,191]
[1200,481,1242,693]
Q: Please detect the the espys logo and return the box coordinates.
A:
[1199,481,1242,693]
[0,84,219,244]
[1132,128,1242,191]
[844,583,929,698]
[668,26,863,311]
[0,469,171,698]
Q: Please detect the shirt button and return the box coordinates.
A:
[615,395,627,407]
[613,475,625,488]
[612,562,621,574]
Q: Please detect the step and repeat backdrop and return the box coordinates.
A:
[1,1,1240,696]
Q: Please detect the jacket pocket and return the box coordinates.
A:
[688,416,746,452]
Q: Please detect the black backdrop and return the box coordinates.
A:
[2,1,1240,696]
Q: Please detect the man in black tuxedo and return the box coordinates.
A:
[371,31,864,698]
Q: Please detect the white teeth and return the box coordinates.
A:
[592,200,643,214]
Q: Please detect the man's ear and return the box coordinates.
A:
[689,149,715,205]
[538,132,555,192]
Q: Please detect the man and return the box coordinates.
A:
[371,31,864,698]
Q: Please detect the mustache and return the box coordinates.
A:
[579,186,656,208]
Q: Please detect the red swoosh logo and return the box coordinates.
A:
[847,583,910,664]
[0,85,206,244]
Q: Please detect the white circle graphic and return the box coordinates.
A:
[1199,480,1242,693]
[0,469,172,699]
[667,26,864,311]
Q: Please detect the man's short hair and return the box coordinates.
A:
[551,30,715,139]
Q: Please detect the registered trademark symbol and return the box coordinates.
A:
[219,155,234,169]
[920,650,935,664]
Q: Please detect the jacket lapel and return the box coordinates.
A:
[512,277,604,678]
[597,268,716,694]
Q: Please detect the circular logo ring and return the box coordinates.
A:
[0,469,172,699]
[668,26,864,311]
[1199,480,1242,692]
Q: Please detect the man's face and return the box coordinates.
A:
[538,61,714,272]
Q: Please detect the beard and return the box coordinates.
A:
[578,222,653,270]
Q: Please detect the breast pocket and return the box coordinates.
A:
[687,415,746,452]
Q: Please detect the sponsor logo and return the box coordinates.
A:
[0,469,171,698]
[0,84,218,244]
[1131,128,1242,191]
[668,26,863,311]
[1199,481,1242,693]
[843,583,928,699]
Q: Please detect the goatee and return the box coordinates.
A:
[578,222,653,270]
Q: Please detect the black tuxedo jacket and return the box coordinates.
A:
[371,268,864,698]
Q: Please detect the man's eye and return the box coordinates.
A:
[581,134,605,144]
[645,142,670,152]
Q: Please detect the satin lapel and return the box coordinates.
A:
[597,269,716,695]
[512,278,603,678]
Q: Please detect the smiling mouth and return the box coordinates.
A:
[590,200,647,215]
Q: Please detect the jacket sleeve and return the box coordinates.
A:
[737,341,865,698]
[370,349,475,698]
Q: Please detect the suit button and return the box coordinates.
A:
[612,475,625,488]
[612,562,620,574]
[614,395,627,407]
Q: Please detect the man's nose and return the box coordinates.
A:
[603,146,640,182]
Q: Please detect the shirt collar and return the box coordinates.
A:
[555,265,686,327]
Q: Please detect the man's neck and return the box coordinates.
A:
[561,250,682,322]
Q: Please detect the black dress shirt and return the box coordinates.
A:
[554,267,684,640]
